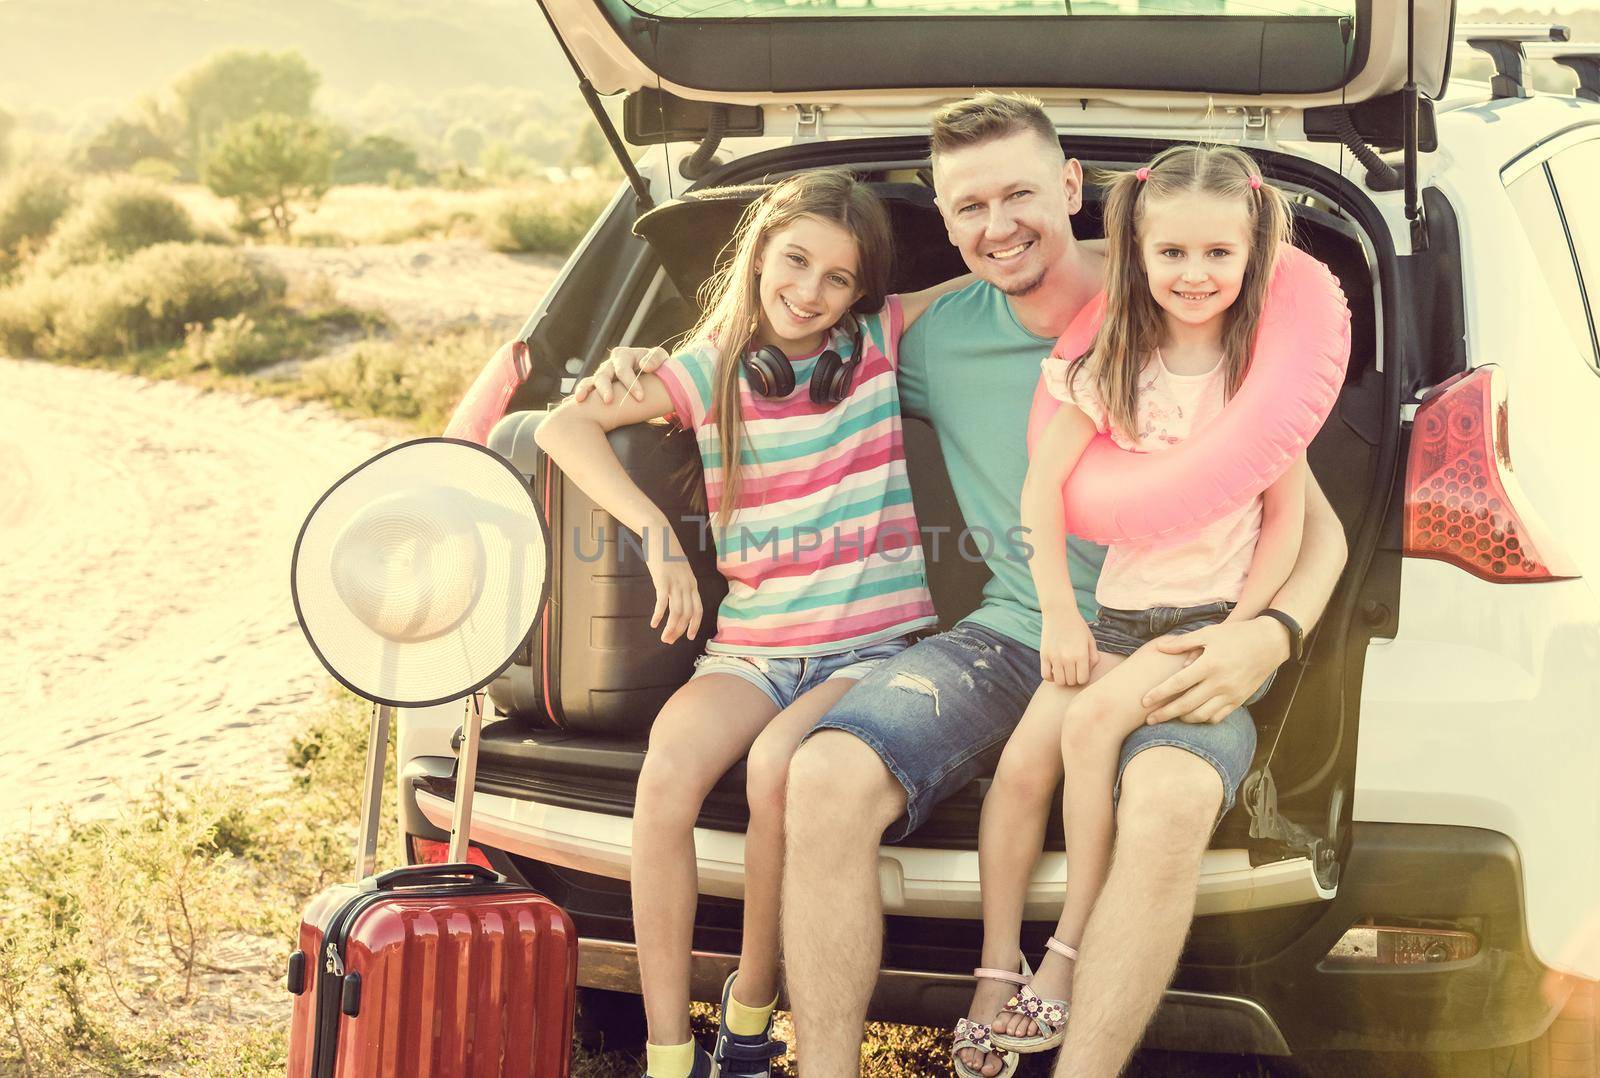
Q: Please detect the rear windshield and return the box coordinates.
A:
[629,0,1352,20]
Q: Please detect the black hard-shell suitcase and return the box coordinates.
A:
[486,410,726,734]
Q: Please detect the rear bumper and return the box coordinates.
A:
[414,785,1333,920]
[560,819,1570,1055]
[411,767,1569,1054]
[1183,821,1567,1054]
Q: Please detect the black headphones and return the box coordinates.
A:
[742,316,864,405]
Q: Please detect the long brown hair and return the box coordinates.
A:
[1072,144,1293,439]
[687,170,892,529]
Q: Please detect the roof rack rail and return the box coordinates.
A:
[1523,42,1600,104]
[1455,23,1571,99]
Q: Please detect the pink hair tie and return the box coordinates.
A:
[1135,167,1150,182]
[1249,175,1263,190]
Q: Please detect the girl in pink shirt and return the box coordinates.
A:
[956,145,1308,1075]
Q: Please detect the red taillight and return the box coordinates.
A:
[1403,366,1577,583]
[407,835,494,870]
[443,339,531,444]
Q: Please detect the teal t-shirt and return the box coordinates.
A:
[898,281,1107,648]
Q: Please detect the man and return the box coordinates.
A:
[580,93,1346,1078]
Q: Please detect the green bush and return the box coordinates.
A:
[0,243,282,360]
[183,313,279,374]
[0,166,76,274]
[37,177,196,271]
[480,189,609,254]
[300,325,500,430]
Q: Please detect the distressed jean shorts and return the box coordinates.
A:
[809,616,1272,842]
[688,637,912,711]
[1092,601,1273,820]
[807,623,1043,842]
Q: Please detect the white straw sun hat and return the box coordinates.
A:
[291,438,548,707]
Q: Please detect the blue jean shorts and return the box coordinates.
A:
[809,617,1271,841]
[1093,601,1273,820]
[689,637,912,711]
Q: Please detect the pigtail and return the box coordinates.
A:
[1081,166,1164,439]
[1214,156,1294,401]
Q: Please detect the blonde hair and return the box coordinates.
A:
[1071,144,1293,439]
[688,170,892,529]
[930,92,1062,164]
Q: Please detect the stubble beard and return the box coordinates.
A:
[1000,268,1049,298]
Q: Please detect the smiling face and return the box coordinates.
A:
[1138,190,1253,332]
[754,214,863,356]
[933,130,1082,297]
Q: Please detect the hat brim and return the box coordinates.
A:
[291,437,549,708]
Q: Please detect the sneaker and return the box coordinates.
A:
[711,972,786,1078]
[642,1044,714,1078]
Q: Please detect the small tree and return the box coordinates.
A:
[172,49,319,170]
[203,114,332,241]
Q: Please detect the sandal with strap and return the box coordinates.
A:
[989,937,1078,1054]
[951,962,1031,1078]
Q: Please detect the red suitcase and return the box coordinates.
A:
[286,697,578,1077]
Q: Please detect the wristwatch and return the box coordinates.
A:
[1257,608,1305,663]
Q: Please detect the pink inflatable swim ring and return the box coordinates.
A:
[1025,244,1351,545]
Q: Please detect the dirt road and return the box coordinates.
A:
[0,359,394,832]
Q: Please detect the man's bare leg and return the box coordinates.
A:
[1053,746,1223,1078]
[782,730,907,1077]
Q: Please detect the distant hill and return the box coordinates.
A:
[0,0,576,120]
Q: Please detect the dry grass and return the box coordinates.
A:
[0,687,393,1076]
[290,323,501,432]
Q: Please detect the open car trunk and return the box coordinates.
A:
[427,136,1412,924]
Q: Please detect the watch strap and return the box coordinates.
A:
[1257,607,1304,663]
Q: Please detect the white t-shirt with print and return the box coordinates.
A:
[1041,351,1262,612]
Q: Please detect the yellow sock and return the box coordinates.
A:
[645,1039,696,1078]
[725,981,778,1037]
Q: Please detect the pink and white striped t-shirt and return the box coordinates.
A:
[654,296,937,656]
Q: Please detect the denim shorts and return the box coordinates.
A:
[809,617,1271,841]
[808,623,1039,841]
[1092,601,1273,820]
[689,637,912,711]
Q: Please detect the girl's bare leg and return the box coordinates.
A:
[632,675,779,1046]
[995,643,1190,1040]
[957,679,1080,1076]
[736,677,858,1008]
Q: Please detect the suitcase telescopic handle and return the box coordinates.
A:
[354,694,492,885]
[370,863,503,890]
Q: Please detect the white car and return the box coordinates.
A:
[397,0,1600,1070]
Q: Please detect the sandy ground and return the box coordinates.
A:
[0,361,397,834]
[244,240,564,336]
[0,237,562,834]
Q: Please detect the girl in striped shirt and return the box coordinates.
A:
[536,170,957,1078]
